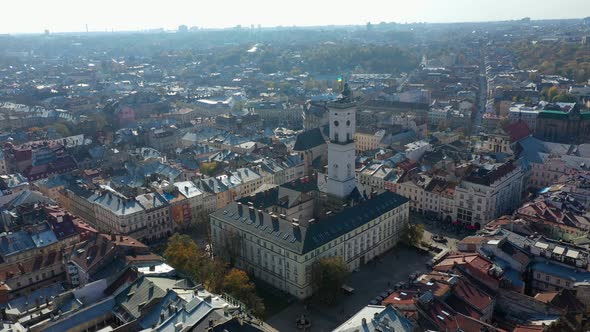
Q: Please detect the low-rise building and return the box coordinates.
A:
[403,140,432,162]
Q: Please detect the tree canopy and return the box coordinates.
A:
[402,223,425,247]
[311,256,349,304]
[164,234,265,316]
[512,41,590,83]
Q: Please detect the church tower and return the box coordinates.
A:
[327,84,357,198]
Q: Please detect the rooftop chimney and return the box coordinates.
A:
[237,202,243,215]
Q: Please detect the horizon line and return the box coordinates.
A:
[1,16,588,36]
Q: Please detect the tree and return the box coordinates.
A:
[552,92,577,103]
[164,234,201,273]
[89,112,108,131]
[222,269,265,316]
[197,257,227,292]
[164,235,264,316]
[53,122,72,137]
[219,227,242,267]
[402,223,425,247]
[200,161,220,176]
[311,256,349,304]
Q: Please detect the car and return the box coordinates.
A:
[431,234,447,243]
[341,284,355,295]
[386,288,394,295]
[369,299,379,305]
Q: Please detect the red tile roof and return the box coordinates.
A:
[420,299,503,332]
[451,277,493,312]
[382,290,418,307]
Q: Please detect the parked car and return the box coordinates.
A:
[341,284,355,295]
[431,234,447,243]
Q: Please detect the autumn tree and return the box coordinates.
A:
[164,234,201,273]
[311,256,349,304]
[222,269,265,316]
[200,161,220,176]
[164,235,264,316]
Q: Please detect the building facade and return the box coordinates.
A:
[454,162,524,227]
[210,191,409,299]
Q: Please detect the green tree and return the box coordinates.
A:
[89,113,108,130]
[552,92,577,103]
[53,122,72,137]
[402,223,425,247]
[311,256,349,304]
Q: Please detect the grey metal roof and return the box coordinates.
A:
[293,128,326,151]
[211,191,408,255]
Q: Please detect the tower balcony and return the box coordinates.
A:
[327,100,357,109]
[330,138,355,145]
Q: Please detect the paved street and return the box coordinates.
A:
[267,247,432,332]
[410,212,469,252]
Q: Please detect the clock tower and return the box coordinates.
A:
[327,83,357,198]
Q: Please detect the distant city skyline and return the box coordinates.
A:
[1,0,589,34]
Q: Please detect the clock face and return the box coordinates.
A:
[334,120,339,127]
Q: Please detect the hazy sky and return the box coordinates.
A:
[2,0,589,33]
